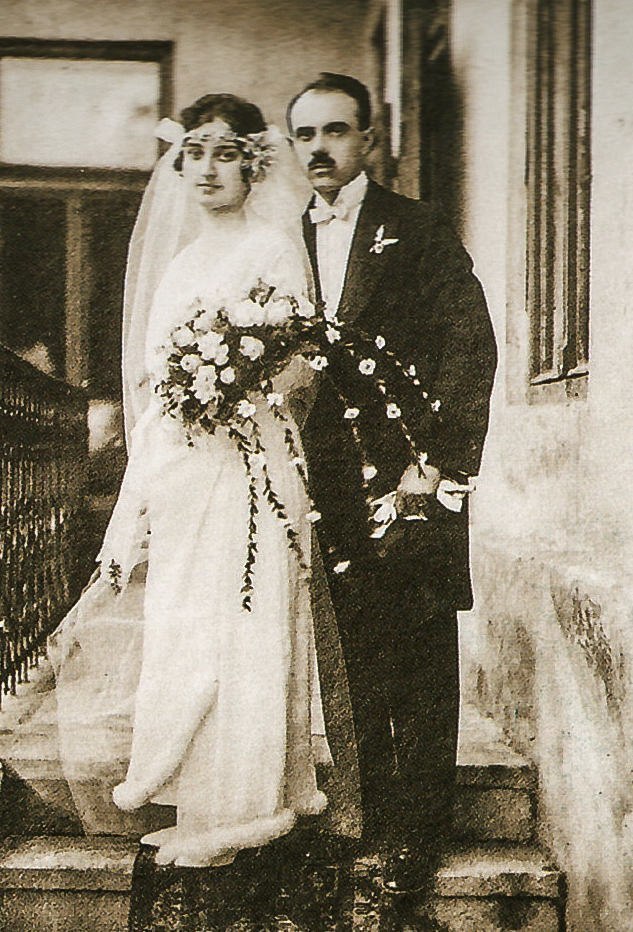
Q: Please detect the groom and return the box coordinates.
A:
[288,73,497,892]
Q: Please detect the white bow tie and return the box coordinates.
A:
[309,201,352,225]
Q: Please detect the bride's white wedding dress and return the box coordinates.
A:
[50,218,330,868]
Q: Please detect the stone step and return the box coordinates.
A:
[2,750,536,845]
[1,715,537,844]
[0,664,538,843]
[0,836,564,931]
[429,845,564,931]
[0,836,133,932]
[454,762,536,844]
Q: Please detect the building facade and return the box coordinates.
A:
[2,0,632,927]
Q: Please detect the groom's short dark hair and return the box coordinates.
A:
[287,73,372,132]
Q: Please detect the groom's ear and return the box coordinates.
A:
[362,127,375,155]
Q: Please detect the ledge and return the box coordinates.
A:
[0,836,136,892]
[434,844,562,899]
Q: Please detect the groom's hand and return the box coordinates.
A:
[395,462,441,519]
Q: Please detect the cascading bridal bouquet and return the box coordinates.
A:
[153,279,317,610]
[150,281,447,610]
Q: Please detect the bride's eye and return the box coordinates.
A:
[215,147,240,162]
[185,146,204,160]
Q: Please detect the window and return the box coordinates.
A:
[526,0,591,387]
[0,39,172,397]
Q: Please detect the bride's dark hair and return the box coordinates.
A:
[173,93,267,174]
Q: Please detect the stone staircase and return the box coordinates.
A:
[0,662,566,930]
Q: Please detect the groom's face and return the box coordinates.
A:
[289,90,372,201]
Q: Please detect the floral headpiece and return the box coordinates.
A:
[232,130,277,183]
[155,118,278,182]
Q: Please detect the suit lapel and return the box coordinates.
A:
[338,180,402,325]
[302,204,322,305]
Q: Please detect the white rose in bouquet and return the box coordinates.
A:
[295,297,316,319]
[229,299,266,328]
[220,366,236,384]
[195,308,219,332]
[191,365,219,405]
[196,331,228,363]
[239,336,265,360]
[180,353,202,374]
[173,325,195,348]
[264,297,292,326]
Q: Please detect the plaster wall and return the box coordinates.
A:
[451,1,633,926]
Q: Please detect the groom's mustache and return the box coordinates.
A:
[308,153,336,171]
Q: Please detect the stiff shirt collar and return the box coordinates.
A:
[310,171,369,223]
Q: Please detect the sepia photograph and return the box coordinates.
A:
[0,0,627,929]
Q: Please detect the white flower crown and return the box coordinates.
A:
[155,117,281,182]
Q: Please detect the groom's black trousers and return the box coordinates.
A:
[327,553,460,850]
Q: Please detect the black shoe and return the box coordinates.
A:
[381,845,440,896]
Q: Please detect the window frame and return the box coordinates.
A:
[0,38,173,389]
[525,0,592,400]
[0,37,172,182]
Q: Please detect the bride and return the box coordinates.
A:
[49,93,357,869]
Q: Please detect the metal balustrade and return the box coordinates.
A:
[0,346,88,702]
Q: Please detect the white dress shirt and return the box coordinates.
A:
[311,171,368,317]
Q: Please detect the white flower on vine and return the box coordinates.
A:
[431,398,441,412]
[326,326,341,344]
[220,366,236,384]
[371,492,397,526]
[344,407,359,420]
[359,358,376,376]
[407,364,417,377]
[333,560,351,574]
[229,298,266,328]
[180,353,201,374]
[191,365,218,405]
[306,510,322,523]
[196,330,227,363]
[266,391,284,407]
[386,403,401,419]
[363,464,378,481]
[173,325,195,348]
[236,399,257,419]
[240,336,265,360]
[375,335,386,350]
[309,355,329,371]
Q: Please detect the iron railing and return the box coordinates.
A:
[0,346,88,701]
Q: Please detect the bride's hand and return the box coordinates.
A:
[271,354,316,397]
[271,355,319,428]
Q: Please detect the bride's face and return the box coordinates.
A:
[181,119,249,213]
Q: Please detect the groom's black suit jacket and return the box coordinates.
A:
[301,178,497,612]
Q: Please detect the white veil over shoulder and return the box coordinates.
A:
[122,118,312,449]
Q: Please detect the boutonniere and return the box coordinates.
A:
[369,225,399,255]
